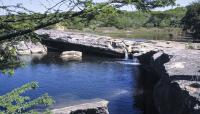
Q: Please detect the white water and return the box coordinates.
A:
[117,51,141,65]
[124,49,129,60]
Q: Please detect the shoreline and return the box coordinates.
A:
[2,29,199,114]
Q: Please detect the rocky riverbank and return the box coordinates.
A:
[0,41,47,55]
[2,29,199,114]
[34,30,200,114]
[132,40,200,114]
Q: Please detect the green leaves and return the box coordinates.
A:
[182,1,200,39]
[0,43,22,76]
[0,82,54,114]
[8,69,15,76]
[110,0,176,10]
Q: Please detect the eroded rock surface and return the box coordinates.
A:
[51,99,109,114]
[15,41,47,55]
[0,41,47,55]
[131,40,200,114]
[36,30,127,57]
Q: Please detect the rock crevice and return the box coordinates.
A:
[133,41,200,114]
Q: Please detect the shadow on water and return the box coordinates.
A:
[30,52,116,65]
[1,53,160,114]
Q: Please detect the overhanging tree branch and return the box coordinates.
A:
[0,10,84,41]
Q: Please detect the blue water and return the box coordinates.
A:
[0,54,142,114]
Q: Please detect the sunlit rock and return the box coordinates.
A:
[35,30,128,58]
[13,41,47,55]
[52,99,109,114]
[60,51,82,61]
[132,40,200,114]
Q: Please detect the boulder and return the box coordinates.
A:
[51,99,109,114]
[60,51,82,61]
[13,41,47,55]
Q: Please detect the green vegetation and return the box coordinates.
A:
[81,27,182,40]
[57,7,186,40]
[0,0,176,40]
[0,82,54,114]
[182,1,200,39]
[60,7,186,30]
[61,7,187,29]
[0,0,199,113]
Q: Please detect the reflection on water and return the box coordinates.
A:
[0,54,159,114]
[0,53,146,114]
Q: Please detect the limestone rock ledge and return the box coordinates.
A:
[14,41,47,55]
[132,40,200,114]
[35,30,127,57]
[51,100,109,114]
[0,41,47,55]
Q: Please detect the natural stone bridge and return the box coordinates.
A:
[2,29,199,114]
[35,30,200,114]
[36,30,131,58]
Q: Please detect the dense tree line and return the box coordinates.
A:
[60,7,186,29]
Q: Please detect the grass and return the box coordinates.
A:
[65,27,182,40]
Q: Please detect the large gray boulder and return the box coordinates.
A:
[0,41,47,55]
[13,41,47,55]
[51,99,109,114]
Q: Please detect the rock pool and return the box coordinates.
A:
[0,54,142,114]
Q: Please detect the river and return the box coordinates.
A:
[0,53,143,114]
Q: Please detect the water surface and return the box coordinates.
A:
[0,54,142,114]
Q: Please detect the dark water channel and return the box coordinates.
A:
[0,53,157,114]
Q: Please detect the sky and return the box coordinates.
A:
[0,0,197,13]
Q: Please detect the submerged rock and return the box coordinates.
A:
[51,99,109,114]
[60,51,82,61]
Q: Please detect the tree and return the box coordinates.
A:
[182,1,200,39]
[0,82,54,114]
[0,0,176,41]
[0,0,176,113]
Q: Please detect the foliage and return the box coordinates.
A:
[0,0,176,41]
[83,27,182,40]
[0,43,20,75]
[0,0,177,113]
[109,0,176,10]
[182,1,200,39]
[0,82,54,114]
[145,7,187,27]
[61,7,186,29]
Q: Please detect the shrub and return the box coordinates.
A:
[182,1,200,39]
